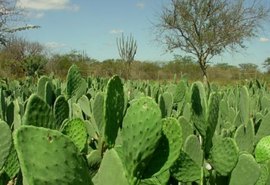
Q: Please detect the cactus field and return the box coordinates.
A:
[1,65,270,185]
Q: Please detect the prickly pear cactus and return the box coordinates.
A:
[158,92,173,118]
[255,135,270,163]
[13,125,92,185]
[191,82,207,138]
[239,86,250,125]
[3,144,20,179]
[61,118,88,152]
[66,64,87,100]
[209,137,238,176]
[53,95,69,129]
[104,75,125,148]
[0,121,12,170]
[143,117,182,178]
[229,153,260,185]
[234,120,254,153]
[23,94,54,129]
[93,92,105,132]
[255,113,270,143]
[171,151,201,183]
[122,96,162,184]
[93,149,128,185]
[37,76,50,100]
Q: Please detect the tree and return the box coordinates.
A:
[0,0,39,45]
[263,57,270,73]
[156,0,269,86]
[116,33,137,79]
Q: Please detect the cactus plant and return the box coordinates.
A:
[143,117,183,179]
[14,125,92,185]
[93,149,128,185]
[23,94,54,129]
[234,120,254,153]
[61,118,88,152]
[66,64,87,101]
[122,96,162,184]
[229,153,260,185]
[53,95,69,129]
[104,75,125,148]
[0,121,12,171]
[209,137,239,176]
[255,135,270,163]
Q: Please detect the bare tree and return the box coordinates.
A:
[0,0,39,45]
[156,0,269,86]
[116,33,137,79]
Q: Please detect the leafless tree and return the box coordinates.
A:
[0,0,39,45]
[117,33,137,79]
[156,0,269,87]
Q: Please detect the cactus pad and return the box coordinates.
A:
[171,151,201,183]
[23,94,54,129]
[0,121,12,170]
[61,118,88,152]
[53,95,69,129]
[14,125,92,185]
[209,137,239,176]
[104,75,125,148]
[229,153,260,185]
[255,135,270,163]
[143,117,182,177]
[122,96,162,183]
[93,149,128,185]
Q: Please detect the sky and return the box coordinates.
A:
[15,0,270,69]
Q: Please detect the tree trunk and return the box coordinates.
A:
[198,58,210,93]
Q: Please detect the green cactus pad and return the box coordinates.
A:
[66,64,87,100]
[37,76,50,100]
[14,125,92,185]
[255,113,270,143]
[53,95,69,129]
[173,80,187,103]
[255,136,270,163]
[45,81,55,107]
[234,121,254,153]
[77,95,91,117]
[171,151,201,183]
[23,94,54,129]
[93,92,105,132]
[122,96,162,183]
[87,150,102,178]
[61,118,88,152]
[178,116,193,143]
[104,75,125,148]
[143,117,182,178]
[184,135,203,167]
[229,153,260,185]
[3,144,20,179]
[93,149,128,185]
[191,82,207,138]
[255,164,269,185]
[0,121,12,170]
[140,170,170,185]
[239,86,250,124]
[210,137,239,176]
[205,92,220,155]
[158,92,173,118]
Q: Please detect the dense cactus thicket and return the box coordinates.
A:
[1,64,270,185]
